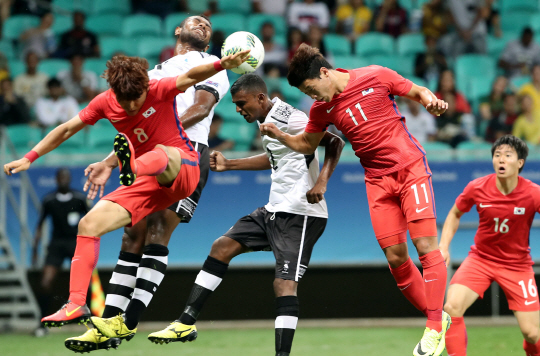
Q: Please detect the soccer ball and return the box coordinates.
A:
[221,31,265,75]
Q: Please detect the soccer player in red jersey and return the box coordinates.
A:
[259,43,450,356]
[440,135,540,356]
[3,51,249,328]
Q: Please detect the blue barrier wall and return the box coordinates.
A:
[6,161,540,267]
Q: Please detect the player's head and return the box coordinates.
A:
[103,55,149,116]
[491,135,528,176]
[287,43,336,102]
[56,168,71,192]
[231,73,270,123]
[175,15,212,52]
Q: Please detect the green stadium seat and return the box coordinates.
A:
[396,33,425,57]
[455,55,496,95]
[6,125,42,153]
[92,0,131,15]
[510,75,531,90]
[530,13,540,32]
[8,59,25,77]
[323,34,352,56]
[404,75,426,88]
[355,32,394,56]
[51,15,71,36]
[138,37,173,59]
[366,55,414,76]
[0,40,15,59]
[500,11,532,33]
[422,141,454,162]
[333,55,371,69]
[100,37,138,58]
[499,0,539,12]
[273,34,287,48]
[88,124,118,147]
[188,0,210,13]
[487,33,517,58]
[456,141,493,161]
[38,59,70,77]
[52,0,92,13]
[279,78,303,106]
[3,15,40,40]
[215,103,244,123]
[164,13,190,37]
[44,127,85,148]
[210,14,246,36]
[247,14,287,38]
[220,122,257,150]
[218,0,251,14]
[468,77,493,102]
[83,58,108,77]
[86,14,123,37]
[122,15,162,37]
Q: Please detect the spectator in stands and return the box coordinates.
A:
[421,0,450,41]
[0,78,32,126]
[287,0,330,33]
[400,99,437,144]
[335,0,372,39]
[252,0,292,16]
[414,35,447,83]
[435,69,471,113]
[208,114,234,151]
[485,92,519,142]
[34,78,79,128]
[20,12,57,59]
[499,28,540,79]
[518,64,540,112]
[512,94,540,144]
[478,76,509,137]
[374,0,408,38]
[56,11,99,59]
[435,92,471,148]
[485,0,502,38]
[0,52,8,82]
[287,27,305,64]
[260,22,287,75]
[57,54,98,103]
[13,51,49,107]
[307,25,327,57]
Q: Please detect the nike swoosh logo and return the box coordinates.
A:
[399,283,411,291]
[65,306,81,317]
[416,207,428,213]
[479,203,492,208]
[326,106,335,113]
[416,343,428,355]
[425,279,438,282]
[525,300,537,305]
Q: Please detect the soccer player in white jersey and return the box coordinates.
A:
[147,74,344,355]
[64,15,229,352]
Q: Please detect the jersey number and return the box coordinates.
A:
[345,103,368,126]
[519,279,537,298]
[493,218,509,233]
[411,183,429,204]
[134,128,148,143]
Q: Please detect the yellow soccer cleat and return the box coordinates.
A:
[90,315,137,340]
[148,321,198,345]
[433,311,452,356]
[413,311,452,356]
[64,328,122,353]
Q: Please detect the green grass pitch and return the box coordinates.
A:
[0,325,525,355]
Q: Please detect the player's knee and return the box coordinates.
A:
[386,253,409,268]
[444,300,465,317]
[121,230,144,254]
[78,215,98,236]
[209,236,242,263]
[273,278,297,297]
[413,236,438,256]
[522,325,540,343]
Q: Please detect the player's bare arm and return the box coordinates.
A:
[179,90,217,129]
[405,83,448,116]
[3,115,87,176]
[210,151,271,172]
[439,203,465,266]
[307,132,345,204]
[260,123,325,155]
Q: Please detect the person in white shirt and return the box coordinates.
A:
[13,51,49,108]
[401,99,438,144]
[288,0,330,33]
[253,0,292,16]
[57,54,98,103]
[35,78,79,127]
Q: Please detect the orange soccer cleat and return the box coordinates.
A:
[41,300,91,328]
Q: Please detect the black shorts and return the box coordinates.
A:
[44,239,77,267]
[225,207,327,282]
[167,141,209,223]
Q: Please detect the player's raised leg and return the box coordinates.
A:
[444,284,479,356]
[515,311,540,356]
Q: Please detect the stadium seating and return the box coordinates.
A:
[86,14,123,37]
[455,55,496,96]
[51,0,92,13]
[51,15,72,36]
[487,33,517,58]
[2,15,39,40]
[510,75,531,90]
[164,13,190,37]
[333,55,371,69]
[323,34,352,56]
[83,58,108,77]
[396,33,425,57]
[0,40,15,59]
[88,124,118,149]
[367,55,414,76]
[354,32,394,57]
[279,78,303,107]
[188,0,210,14]
[456,141,494,161]
[38,59,70,77]
[247,14,287,37]
[215,100,242,123]
[8,59,25,77]
[92,0,131,15]
[122,14,162,37]
[137,37,173,59]
[499,0,539,12]
[209,14,246,36]
[44,127,85,149]
[404,75,426,88]
[218,0,251,15]
[220,122,257,151]
[500,11,533,33]
[100,37,138,58]
[530,13,540,33]
[422,141,454,162]
[6,125,42,153]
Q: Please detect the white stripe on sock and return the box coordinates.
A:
[105,294,131,310]
[132,288,153,306]
[137,267,165,285]
[117,260,140,267]
[142,254,168,265]
[109,272,136,287]
[195,270,222,291]
[275,316,298,330]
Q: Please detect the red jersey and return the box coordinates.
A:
[455,174,540,270]
[79,76,198,161]
[306,66,424,178]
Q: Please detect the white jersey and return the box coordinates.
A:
[261,98,328,219]
[148,51,230,145]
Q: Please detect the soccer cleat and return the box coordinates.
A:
[147,321,198,344]
[64,328,122,353]
[433,311,452,356]
[41,301,91,328]
[413,312,452,356]
[114,133,137,186]
[91,314,137,340]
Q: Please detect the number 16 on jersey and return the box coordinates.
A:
[346,103,368,125]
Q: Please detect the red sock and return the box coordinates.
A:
[524,339,540,356]
[69,235,100,306]
[446,316,467,356]
[389,257,427,316]
[135,148,169,176]
[419,249,447,332]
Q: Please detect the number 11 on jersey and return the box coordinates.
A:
[346,103,368,125]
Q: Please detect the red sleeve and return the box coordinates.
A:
[305,105,330,133]
[79,92,107,125]
[153,77,182,101]
[455,182,476,213]
[455,93,472,113]
[376,66,413,96]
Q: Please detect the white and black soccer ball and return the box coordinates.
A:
[221,31,265,75]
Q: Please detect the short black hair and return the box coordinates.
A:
[179,14,212,29]
[47,77,61,88]
[230,73,268,96]
[492,135,529,173]
[287,43,333,88]
[523,27,534,37]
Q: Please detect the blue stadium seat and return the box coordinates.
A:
[164,13,190,37]
[122,15,162,37]
[83,58,108,77]
[100,37,138,58]
[500,11,533,33]
[210,14,246,36]
[247,14,287,37]
[86,14,123,37]
[92,0,131,16]
[138,37,173,59]
[396,33,426,57]
[0,40,15,59]
[218,0,251,14]
[38,59,70,77]
[354,32,394,56]
[323,34,352,56]
[51,15,71,36]
[366,55,414,76]
[7,125,42,152]
[499,0,539,12]
[3,15,39,40]
[334,55,371,69]
[455,55,496,96]
[188,0,210,13]
[8,59,25,77]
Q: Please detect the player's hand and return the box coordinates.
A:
[84,161,113,200]
[210,151,228,172]
[260,123,282,140]
[306,182,327,204]
[3,158,31,176]
[425,99,448,117]
[440,246,451,267]
[220,49,251,70]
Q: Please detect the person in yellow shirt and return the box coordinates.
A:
[518,64,540,112]
[336,0,372,39]
[512,94,540,144]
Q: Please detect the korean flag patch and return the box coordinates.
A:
[143,107,156,118]
[362,88,374,96]
[514,207,525,215]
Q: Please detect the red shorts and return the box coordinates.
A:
[365,157,437,247]
[451,255,540,312]
[103,148,200,226]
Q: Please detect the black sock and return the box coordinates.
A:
[275,296,299,356]
[178,256,228,325]
[103,251,141,318]
[124,244,168,330]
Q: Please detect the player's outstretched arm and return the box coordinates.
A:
[175,49,250,92]
[260,123,325,155]
[3,116,87,176]
[405,83,448,117]
[210,151,271,172]
[439,204,465,266]
[306,132,345,204]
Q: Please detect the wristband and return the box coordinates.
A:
[213,60,224,71]
[24,150,39,163]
